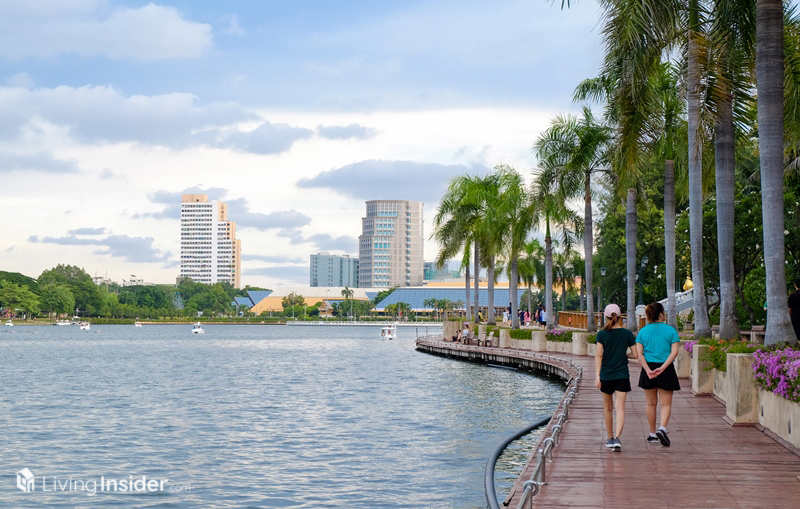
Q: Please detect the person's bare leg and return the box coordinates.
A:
[659,389,673,428]
[644,389,658,434]
[614,391,627,438]
[602,392,614,439]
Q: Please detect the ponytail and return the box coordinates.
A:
[602,313,621,331]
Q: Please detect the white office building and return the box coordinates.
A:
[310,253,359,287]
[180,194,241,287]
[358,200,424,288]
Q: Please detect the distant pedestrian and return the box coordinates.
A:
[524,310,530,326]
[595,303,638,451]
[540,307,547,327]
[636,302,681,447]
[789,278,800,342]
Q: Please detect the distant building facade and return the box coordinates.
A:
[180,194,241,288]
[423,261,463,281]
[310,253,359,287]
[358,200,424,288]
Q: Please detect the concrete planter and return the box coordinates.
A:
[675,340,692,378]
[499,329,511,348]
[572,332,589,356]
[587,343,597,357]
[759,389,800,448]
[443,321,460,341]
[531,331,547,352]
[723,353,758,425]
[691,344,714,395]
[547,341,572,354]
[713,369,728,403]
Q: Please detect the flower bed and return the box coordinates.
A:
[752,346,800,403]
[587,333,597,344]
[695,339,760,371]
[545,329,573,343]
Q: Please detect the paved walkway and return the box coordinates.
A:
[417,340,800,509]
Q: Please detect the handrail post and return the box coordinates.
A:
[533,448,546,484]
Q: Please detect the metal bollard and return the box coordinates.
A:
[522,480,539,507]
[533,448,546,484]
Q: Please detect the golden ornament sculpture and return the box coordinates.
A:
[683,277,694,291]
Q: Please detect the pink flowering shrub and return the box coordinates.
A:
[684,340,698,356]
[752,347,800,403]
[545,329,573,343]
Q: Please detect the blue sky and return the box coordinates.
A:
[1,0,603,286]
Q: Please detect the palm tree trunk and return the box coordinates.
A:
[715,89,740,339]
[665,159,677,329]
[626,189,638,332]
[487,257,496,325]
[545,216,554,330]
[511,257,519,329]
[474,243,480,323]
[465,264,471,322]
[688,0,712,338]
[561,280,566,312]
[585,173,596,331]
[757,0,795,344]
[580,279,585,312]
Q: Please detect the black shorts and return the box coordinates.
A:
[600,378,632,394]
[638,362,681,391]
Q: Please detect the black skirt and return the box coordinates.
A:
[638,362,681,391]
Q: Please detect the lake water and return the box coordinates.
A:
[0,325,564,508]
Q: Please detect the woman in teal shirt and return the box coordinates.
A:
[636,302,681,446]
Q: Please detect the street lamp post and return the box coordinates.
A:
[599,267,607,326]
[638,256,649,306]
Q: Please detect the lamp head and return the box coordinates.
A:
[600,267,607,277]
[642,255,649,267]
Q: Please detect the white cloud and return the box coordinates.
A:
[0,151,79,173]
[0,2,212,60]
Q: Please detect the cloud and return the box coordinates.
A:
[297,159,486,203]
[98,168,123,180]
[29,232,173,265]
[219,13,246,36]
[316,123,376,140]
[0,151,78,173]
[0,84,256,147]
[137,186,312,230]
[6,245,14,252]
[0,3,212,60]
[215,121,314,155]
[67,227,107,235]
[241,254,305,264]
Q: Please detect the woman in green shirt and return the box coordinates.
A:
[636,302,681,446]
[595,303,638,451]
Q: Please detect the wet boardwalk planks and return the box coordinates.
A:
[416,339,800,509]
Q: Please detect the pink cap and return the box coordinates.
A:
[604,303,621,318]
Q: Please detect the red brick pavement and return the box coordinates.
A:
[515,354,800,509]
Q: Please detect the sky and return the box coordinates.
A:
[1,0,604,287]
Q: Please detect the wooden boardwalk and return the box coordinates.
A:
[416,339,800,509]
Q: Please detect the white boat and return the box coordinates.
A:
[380,325,397,340]
[55,319,71,326]
[134,321,142,328]
[191,323,204,334]
[79,322,91,331]
[5,320,12,326]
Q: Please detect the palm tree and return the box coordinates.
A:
[757,0,795,344]
[494,166,534,329]
[423,297,438,320]
[341,286,354,320]
[530,181,582,331]
[519,239,546,319]
[534,107,611,332]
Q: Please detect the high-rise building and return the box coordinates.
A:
[180,194,241,288]
[358,200,424,288]
[310,253,359,287]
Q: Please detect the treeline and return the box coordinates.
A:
[0,265,270,320]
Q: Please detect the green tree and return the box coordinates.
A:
[0,281,39,317]
[38,264,103,315]
[40,284,75,318]
[534,107,610,331]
